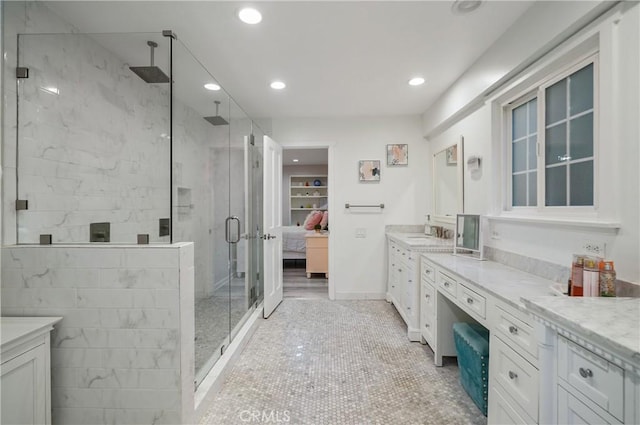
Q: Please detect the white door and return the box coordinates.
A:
[263,135,283,318]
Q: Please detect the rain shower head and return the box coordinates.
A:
[204,101,229,126]
[129,41,170,83]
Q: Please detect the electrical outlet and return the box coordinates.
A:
[582,241,606,257]
[490,230,500,240]
[355,228,366,238]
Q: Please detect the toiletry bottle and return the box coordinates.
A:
[570,255,584,296]
[599,260,616,297]
[582,257,599,297]
[424,214,431,235]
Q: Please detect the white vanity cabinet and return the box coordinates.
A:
[1,317,61,425]
[488,299,540,425]
[526,297,640,425]
[420,257,437,348]
[386,240,421,341]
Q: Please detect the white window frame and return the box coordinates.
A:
[503,53,600,218]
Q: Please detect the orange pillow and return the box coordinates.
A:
[303,211,323,230]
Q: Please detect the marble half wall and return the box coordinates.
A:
[1,243,195,425]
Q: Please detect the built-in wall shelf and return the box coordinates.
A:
[289,175,327,225]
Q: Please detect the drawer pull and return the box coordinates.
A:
[444,282,450,287]
[467,298,474,304]
[425,269,431,274]
[579,367,593,378]
[425,294,430,299]
[508,325,518,335]
[508,371,518,380]
[425,324,430,328]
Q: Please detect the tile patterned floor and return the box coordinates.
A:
[198,298,487,425]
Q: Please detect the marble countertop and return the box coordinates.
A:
[1,316,62,352]
[386,232,454,252]
[422,253,555,310]
[523,297,640,365]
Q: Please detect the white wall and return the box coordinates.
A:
[425,3,640,283]
[272,116,428,298]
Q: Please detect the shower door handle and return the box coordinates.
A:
[225,216,241,244]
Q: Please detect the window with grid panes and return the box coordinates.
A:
[508,58,595,209]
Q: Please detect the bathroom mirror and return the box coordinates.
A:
[433,137,464,224]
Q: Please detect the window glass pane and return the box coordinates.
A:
[545,123,567,166]
[528,136,537,169]
[513,140,527,172]
[513,174,527,207]
[528,98,537,130]
[546,79,567,124]
[570,161,594,206]
[569,63,594,116]
[546,166,567,206]
[569,113,593,160]
[528,172,537,206]
[512,104,528,140]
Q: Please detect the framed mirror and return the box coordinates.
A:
[432,136,464,224]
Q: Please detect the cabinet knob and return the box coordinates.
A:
[508,371,518,380]
[466,298,474,304]
[444,282,450,287]
[425,324,430,328]
[425,294,430,299]
[579,368,593,378]
[508,325,518,335]
[425,270,431,274]
[398,269,402,272]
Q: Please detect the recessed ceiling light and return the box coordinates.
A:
[270,81,286,90]
[238,7,262,24]
[292,159,299,163]
[451,0,483,15]
[204,83,221,91]
[408,77,425,86]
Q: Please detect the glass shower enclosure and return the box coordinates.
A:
[14,30,264,386]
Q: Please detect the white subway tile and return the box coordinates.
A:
[52,328,108,348]
[124,248,179,268]
[52,388,103,408]
[76,289,134,308]
[51,368,78,388]
[52,408,105,425]
[102,389,180,410]
[99,308,178,329]
[105,328,179,349]
[103,408,181,425]
[101,348,179,369]
[51,348,102,368]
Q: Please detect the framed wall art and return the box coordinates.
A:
[359,160,381,182]
[386,144,408,166]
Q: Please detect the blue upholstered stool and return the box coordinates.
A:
[453,322,490,416]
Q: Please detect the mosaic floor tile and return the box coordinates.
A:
[199,298,487,425]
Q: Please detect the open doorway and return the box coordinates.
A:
[281,147,329,299]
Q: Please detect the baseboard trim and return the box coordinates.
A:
[334,291,386,300]
[194,303,263,418]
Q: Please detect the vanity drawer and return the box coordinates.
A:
[437,271,457,297]
[489,384,534,425]
[457,283,486,320]
[493,305,537,361]
[557,336,624,421]
[491,335,539,422]
[420,285,435,344]
[420,258,435,284]
[558,385,622,425]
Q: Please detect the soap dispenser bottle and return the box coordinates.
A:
[424,214,431,235]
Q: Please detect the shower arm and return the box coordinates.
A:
[147,41,158,67]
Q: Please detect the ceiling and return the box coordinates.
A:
[44,1,535,120]
[283,148,328,166]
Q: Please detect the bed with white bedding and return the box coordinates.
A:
[282,226,309,260]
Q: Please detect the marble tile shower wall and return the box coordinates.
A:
[16,31,171,244]
[0,244,195,425]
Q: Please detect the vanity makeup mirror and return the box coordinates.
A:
[454,214,484,260]
[433,136,464,224]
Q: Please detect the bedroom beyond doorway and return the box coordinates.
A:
[282,147,330,297]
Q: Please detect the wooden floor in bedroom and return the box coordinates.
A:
[283,267,328,299]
